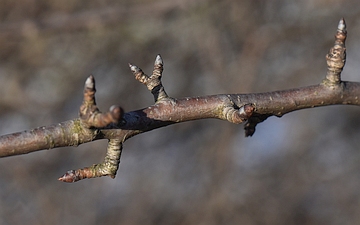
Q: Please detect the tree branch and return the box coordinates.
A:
[0,19,358,182]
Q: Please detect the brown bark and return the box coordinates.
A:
[0,19,358,182]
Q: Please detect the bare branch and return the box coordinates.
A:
[0,18,359,182]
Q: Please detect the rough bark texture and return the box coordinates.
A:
[0,19,359,183]
[3,2,360,225]
[1,82,359,157]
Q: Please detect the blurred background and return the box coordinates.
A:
[1,0,360,224]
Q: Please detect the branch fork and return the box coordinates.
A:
[60,55,172,182]
[57,18,354,182]
[129,54,169,102]
[59,76,125,182]
[0,18,356,183]
[79,75,124,128]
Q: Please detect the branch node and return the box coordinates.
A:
[323,18,347,87]
[224,103,255,124]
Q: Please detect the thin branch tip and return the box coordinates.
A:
[155,54,163,66]
[129,63,142,74]
[323,18,347,86]
[85,75,95,90]
[128,63,136,72]
[58,170,78,183]
[128,62,134,69]
[59,139,123,182]
[338,18,346,32]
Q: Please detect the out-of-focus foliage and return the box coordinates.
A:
[1,1,360,224]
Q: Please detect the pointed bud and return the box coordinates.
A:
[337,18,346,32]
[58,170,78,183]
[85,75,95,90]
[129,63,141,73]
[155,54,163,66]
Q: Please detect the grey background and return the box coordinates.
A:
[1,1,360,224]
